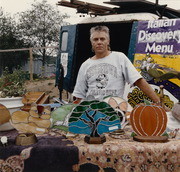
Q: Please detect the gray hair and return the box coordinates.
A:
[90,25,110,41]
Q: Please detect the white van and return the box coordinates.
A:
[55,0,180,108]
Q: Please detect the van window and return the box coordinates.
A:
[61,32,68,51]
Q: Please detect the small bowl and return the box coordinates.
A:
[15,133,37,146]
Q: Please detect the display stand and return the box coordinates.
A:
[133,135,168,143]
[84,135,106,144]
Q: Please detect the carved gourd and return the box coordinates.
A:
[130,104,167,136]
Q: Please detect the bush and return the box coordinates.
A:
[0,67,27,97]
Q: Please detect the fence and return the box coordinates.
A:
[0,46,58,80]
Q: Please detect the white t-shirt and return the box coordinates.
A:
[73,51,142,100]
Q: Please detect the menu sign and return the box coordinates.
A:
[136,19,180,55]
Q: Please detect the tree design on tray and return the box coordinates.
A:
[68,100,121,137]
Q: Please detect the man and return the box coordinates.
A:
[72,25,160,104]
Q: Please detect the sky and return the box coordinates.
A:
[0,0,180,24]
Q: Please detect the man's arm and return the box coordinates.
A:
[134,78,160,103]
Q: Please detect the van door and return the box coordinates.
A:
[56,25,77,95]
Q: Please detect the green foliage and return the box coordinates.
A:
[131,132,137,137]
[17,0,69,66]
[0,67,27,97]
[20,71,40,80]
[0,9,29,72]
[162,131,169,137]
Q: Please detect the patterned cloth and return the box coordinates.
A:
[0,127,179,172]
[71,126,180,172]
[0,130,78,172]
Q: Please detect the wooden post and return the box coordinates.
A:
[29,48,33,81]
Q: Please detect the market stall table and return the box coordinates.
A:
[0,127,179,172]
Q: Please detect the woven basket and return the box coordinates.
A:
[15,133,37,146]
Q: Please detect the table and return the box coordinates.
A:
[0,127,179,172]
[0,130,78,172]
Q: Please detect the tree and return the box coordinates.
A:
[0,8,29,74]
[17,0,69,66]
[69,100,121,137]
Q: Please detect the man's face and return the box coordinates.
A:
[91,31,110,54]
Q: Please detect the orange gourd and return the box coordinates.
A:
[0,103,11,125]
[130,104,167,136]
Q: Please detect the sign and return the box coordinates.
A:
[133,19,180,102]
[136,19,180,55]
[61,53,68,77]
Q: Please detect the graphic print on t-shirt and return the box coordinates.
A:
[96,74,108,89]
[86,63,118,98]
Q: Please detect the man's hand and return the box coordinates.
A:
[73,97,82,104]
